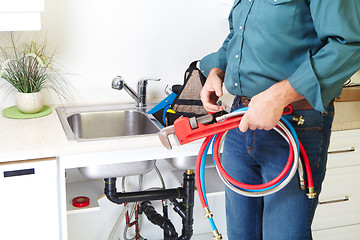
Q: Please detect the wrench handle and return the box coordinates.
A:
[174,116,243,145]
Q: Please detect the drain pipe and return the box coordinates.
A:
[140,201,178,240]
[104,178,185,204]
[177,170,195,240]
[104,170,195,240]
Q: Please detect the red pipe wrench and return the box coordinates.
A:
[158,114,242,150]
[158,105,294,150]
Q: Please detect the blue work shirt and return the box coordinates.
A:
[200,0,360,112]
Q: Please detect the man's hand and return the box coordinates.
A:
[200,68,227,112]
[239,79,304,132]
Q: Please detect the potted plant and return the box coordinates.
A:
[0,34,71,114]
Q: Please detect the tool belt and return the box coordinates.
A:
[166,61,208,126]
[238,96,328,111]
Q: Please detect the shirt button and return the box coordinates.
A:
[274,0,277,2]
[239,26,243,30]
[235,55,239,58]
[235,83,238,87]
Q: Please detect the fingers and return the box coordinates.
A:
[200,72,225,112]
[238,104,282,132]
[238,114,249,132]
[213,80,223,98]
[201,89,226,112]
[204,102,226,112]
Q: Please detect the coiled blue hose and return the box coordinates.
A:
[198,107,301,228]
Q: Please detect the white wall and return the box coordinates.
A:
[0,0,231,107]
[1,0,358,107]
[0,0,231,239]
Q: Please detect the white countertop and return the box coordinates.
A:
[1,101,359,168]
[0,105,203,168]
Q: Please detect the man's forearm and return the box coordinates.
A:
[267,79,305,107]
[209,68,225,82]
[239,79,305,132]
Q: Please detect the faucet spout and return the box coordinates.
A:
[112,76,141,105]
[111,76,124,90]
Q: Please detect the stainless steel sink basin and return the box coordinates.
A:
[165,154,221,170]
[67,110,159,139]
[56,104,161,141]
[56,104,162,178]
[78,160,156,179]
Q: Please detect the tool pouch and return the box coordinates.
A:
[166,61,208,126]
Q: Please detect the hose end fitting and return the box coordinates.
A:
[307,187,317,199]
[299,180,306,190]
[293,115,305,125]
[212,230,222,240]
[203,207,213,219]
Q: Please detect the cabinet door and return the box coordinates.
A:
[313,224,360,240]
[327,129,360,168]
[0,0,44,31]
[0,158,60,240]
[312,164,360,231]
[1,0,43,11]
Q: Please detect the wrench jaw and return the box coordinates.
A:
[158,114,214,150]
[158,125,176,150]
[158,113,229,150]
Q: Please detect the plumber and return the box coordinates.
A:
[199,1,360,239]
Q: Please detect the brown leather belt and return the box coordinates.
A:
[239,96,317,111]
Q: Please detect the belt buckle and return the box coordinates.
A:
[240,97,251,107]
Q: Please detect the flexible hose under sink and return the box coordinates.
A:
[108,163,166,240]
[108,203,132,240]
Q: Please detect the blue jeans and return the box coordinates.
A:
[223,96,334,240]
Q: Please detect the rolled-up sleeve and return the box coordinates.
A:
[288,0,360,112]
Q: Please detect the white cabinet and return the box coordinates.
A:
[313,224,360,240]
[0,0,44,31]
[0,157,60,240]
[312,129,360,239]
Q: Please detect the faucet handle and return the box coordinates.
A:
[138,78,160,86]
[138,78,160,91]
[136,78,160,109]
[143,78,161,82]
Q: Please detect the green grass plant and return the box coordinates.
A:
[0,33,72,101]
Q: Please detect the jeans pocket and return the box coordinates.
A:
[292,109,322,133]
[255,0,297,33]
[292,108,333,182]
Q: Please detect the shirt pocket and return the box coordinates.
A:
[254,0,297,33]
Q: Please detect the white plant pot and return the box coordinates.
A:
[15,91,44,114]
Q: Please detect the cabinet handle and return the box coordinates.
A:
[328,147,355,154]
[319,196,349,205]
[3,168,35,177]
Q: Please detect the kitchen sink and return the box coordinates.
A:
[56,104,162,178]
[56,104,161,141]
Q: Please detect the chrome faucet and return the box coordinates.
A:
[112,76,160,109]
